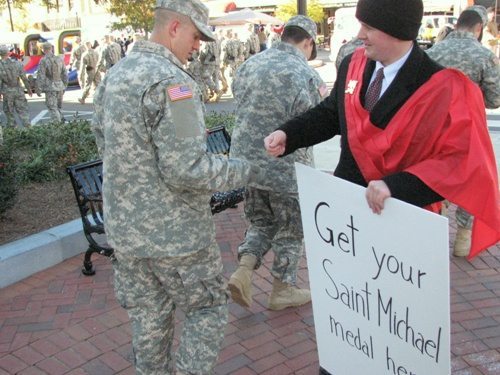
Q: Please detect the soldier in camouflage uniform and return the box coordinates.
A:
[0,45,32,128]
[244,23,260,59]
[91,1,266,373]
[199,40,221,102]
[224,33,241,78]
[97,35,122,74]
[69,36,86,86]
[427,5,500,257]
[186,50,209,102]
[229,15,328,311]
[77,41,101,104]
[234,33,247,69]
[36,42,67,123]
[219,29,232,93]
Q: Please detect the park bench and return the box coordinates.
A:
[67,126,245,275]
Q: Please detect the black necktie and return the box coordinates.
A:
[365,68,384,112]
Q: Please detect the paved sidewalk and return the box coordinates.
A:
[0,204,499,375]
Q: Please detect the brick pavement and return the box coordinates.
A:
[0,204,499,375]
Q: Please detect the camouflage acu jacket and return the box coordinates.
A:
[427,31,500,109]
[92,40,261,257]
[230,41,327,193]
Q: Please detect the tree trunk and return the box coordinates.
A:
[7,0,14,32]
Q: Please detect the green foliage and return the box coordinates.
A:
[0,141,17,214]
[276,0,325,24]
[106,0,155,36]
[0,112,236,213]
[205,111,237,135]
[2,119,99,185]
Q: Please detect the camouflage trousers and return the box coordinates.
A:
[112,241,228,375]
[44,91,64,123]
[238,187,304,284]
[201,63,219,96]
[80,70,101,100]
[219,66,228,92]
[456,206,473,230]
[2,90,30,127]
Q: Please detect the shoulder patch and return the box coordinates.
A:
[167,84,193,101]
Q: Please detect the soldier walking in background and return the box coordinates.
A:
[219,29,232,93]
[244,23,260,59]
[199,40,221,102]
[36,42,67,123]
[78,41,101,104]
[228,15,327,310]
[234,32,247,69]
[186,50,209,102]
[0,45,32,128]
[91,0,267,373]
[97,35,122,74]
[427,5,500,257]
[69,36,86,87]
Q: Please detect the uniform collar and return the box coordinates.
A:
[131,40,185,70]
[446,30,479,42]
[273,41,307,62]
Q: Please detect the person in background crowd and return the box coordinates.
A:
[97,35,122,73]
[267,24,282,48]
[37,42,67,123]
[244,23,260,59]
[78,41,101,105]
[91,0,267,373]
[258,25,267,51]
[219,29,233,93]
[228,15,328,311]
[0,45,32,128]
[335,37,364,71]
[265,0,500,303]
[482,7,499,55]
[199,39,221,102]
[69,36,86,87]
[427,5,500,257]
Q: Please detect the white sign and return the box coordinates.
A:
[296,163,450,375]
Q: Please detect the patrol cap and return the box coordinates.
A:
[285,15,317,41]
[0,45,9,56]
[285,15,318,60]
[155,0,215,42]
[465,5,488,26]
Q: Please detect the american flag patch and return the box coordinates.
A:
[167,84,193,101]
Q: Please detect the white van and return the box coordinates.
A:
[329,7,360,62]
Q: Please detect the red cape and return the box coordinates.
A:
[344,48,500,259]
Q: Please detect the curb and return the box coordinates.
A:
[0,219,87,288]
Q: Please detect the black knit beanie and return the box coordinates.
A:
[355,0,424,40]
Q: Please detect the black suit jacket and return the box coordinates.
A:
[279,43,444,207]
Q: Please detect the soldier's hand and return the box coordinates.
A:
[366,180,391,215]
[264,130,287,157]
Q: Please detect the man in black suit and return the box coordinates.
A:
[265,0,500,258]
[264,1,499,373]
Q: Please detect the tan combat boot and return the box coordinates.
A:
[268,278,311,311]
[228,255,258,307]
[453,227,472,257]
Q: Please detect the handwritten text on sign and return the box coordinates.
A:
[296,163,450,375]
